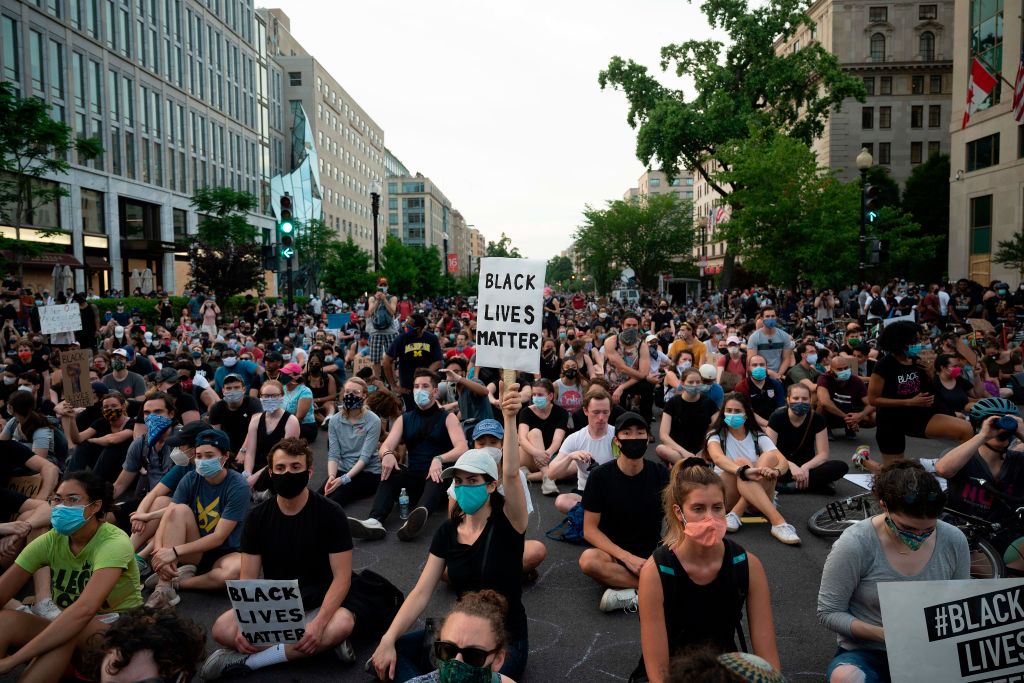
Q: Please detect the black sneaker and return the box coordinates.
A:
[397,506,428,541]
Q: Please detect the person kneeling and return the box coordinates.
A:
[202,437,369,680]
[145,429,249,608]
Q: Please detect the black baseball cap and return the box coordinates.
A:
[165,421,212,449]
[615,412,648,434]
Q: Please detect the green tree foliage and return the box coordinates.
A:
[0,82,102,280]
[321,237,377,300]
[994,232,1024,281]
[379,237,445,299]
[546,255,574,285]
[901,153,950,281]
[598,0,865,286]
[574,192,695,291]
[485,232,523,258]
[864,166,901,209]
[187,187,264,297]
[716,133,931,288]
[293,217,342,296]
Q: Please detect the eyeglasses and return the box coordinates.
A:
[432,640,499,667]
[260,393,282,399]
[47,495,90,506]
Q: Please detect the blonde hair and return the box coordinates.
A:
[663,460,726,546]
[342,377,369,416]
[260,379,284,396]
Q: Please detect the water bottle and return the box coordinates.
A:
[399,488,410,520]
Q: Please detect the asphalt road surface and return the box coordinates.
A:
[4,425,958,682]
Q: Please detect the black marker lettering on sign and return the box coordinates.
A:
[968,672,1024,683]
[481,304,535,325]
[475,330,540,350]
[228,585,300,602]
[925,587,1024,642]
[956,626,1024,678]
[483,273,537,291]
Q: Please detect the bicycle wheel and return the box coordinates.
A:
[969,537,1006,579]
[807,493,881,538]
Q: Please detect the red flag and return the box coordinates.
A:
[962,57,998,129]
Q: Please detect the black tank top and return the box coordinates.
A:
[308,375,329,400]
[255,411,292,471]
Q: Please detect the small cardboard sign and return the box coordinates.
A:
[7,474,42,499]
[968,318,995,335]
[38,304,82,334]
[60,349,95,408]
[226,579,307,645]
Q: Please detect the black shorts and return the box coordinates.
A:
[875,406,937,455]
[0,488,28,521]
[197,546,238,575]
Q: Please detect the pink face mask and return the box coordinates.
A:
[949,366,962,379]
[682,513,728,547]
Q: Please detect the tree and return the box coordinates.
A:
[902,153,950,281]
[864,166,901,209]
[187,188,264,297]
[321,237,376,300]
[293,217,342,296]
[379,237,445,299]
[0,82,102,282]
[574,192,695,290]
[994,232,1024,281]
[546,255,574,285]
[598,0,865,287]
[485,232,523,258]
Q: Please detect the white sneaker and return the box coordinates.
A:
[541,476,559,496]
[599,587,638,613]
[31,598,62,620]
[771,523,802,545]
[348,517,386,541]
[726,512,742,532]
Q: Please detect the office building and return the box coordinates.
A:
[622,169,693,202]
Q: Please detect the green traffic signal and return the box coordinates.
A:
[280,219,294,234]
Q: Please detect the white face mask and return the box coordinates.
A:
[169,448,190,467]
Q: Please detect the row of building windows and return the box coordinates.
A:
[859,140,942,165]
[316,101,383,172]
[869,31,940,62]
[862,104,943,129]
[868,4,939,23]
[312,73,382,151]
[863,74,944,96]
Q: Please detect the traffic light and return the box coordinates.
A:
[864,184,881,223]
[278,194,294,258]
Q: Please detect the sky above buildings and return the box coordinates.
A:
[265,0,707,259]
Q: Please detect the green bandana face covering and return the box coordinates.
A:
[438,658,493,683]
[884,516,933,551]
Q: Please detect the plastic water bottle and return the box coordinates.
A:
[399,488,410,520]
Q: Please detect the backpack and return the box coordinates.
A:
[868,296,887,317]
[371,302,393,331]
[545,501,589,545]
[345,568,405,638]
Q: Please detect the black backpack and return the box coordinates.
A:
[868,296,887,317]
[371,302,393,331]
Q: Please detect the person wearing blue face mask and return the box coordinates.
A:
[867,321,973,465]
[734,355,786,430]
[786,342,823,393]
[145,428,248,609]
[371,385,529,683]
[0,470,142,680]
[517,378,569,496]
[817,355,876,440]
[350,368,467,543]
[745,307,795,379]
[384,314,444,412]
[657,368,718,465]
[766,384,849,495]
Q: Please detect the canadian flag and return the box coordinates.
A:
[962,57,998,129]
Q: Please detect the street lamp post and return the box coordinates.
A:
[370,180,381,272]
[442,231,450,296]
[856,147,873,284]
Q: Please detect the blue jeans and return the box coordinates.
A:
[826,647,890,683]
[394,628,528,682]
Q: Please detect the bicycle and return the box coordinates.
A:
[807,490,1007,579]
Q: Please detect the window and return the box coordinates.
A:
[288,71,301,86]
[919,31,935,60]
[791,40,800,53]
[911,141,923,164]
[879,106,892,128]
[970,0,1003,107]
[861,143,874,157]
[919,4,937,19]
[879,142,891,164]
[880,76,892,94]
[928,105,941,127]
[1,16,17,86]
[928,141,941,157]
[869,6,887,21]
[649,178,661,187]
[970,195,992,254]
[912,75,925,94]
[29,30,44,94]
[864,77,875,95]
[48,40,64,102]
[862,107,874,129]
[402,181,424,193]
[870,33,886,61]
[930,75,942,93]
[81,188,105,234]
[911,106,923,128]
[966,133,1000,171]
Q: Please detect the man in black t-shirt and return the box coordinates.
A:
[208,374,262,456]
[201,437,369,679]
[383,314,443,411]
[580,412,668,613]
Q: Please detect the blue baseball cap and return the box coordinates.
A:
[472,419,504,442]
[194,428,231,453]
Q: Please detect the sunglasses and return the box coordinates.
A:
[432,640,499,667]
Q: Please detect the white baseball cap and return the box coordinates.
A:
[441,448,500,480]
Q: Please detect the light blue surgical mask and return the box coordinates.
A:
[532,396,549,410]
[414,389,432,408]
[836,369,852,381]
[751,367,767,381]
[805,353,818,365]
[453,483,490,515]
[51,504,93,535]
[224,389,245,403]
[907,343,930,357]
[682,385,702,395]
[763,318,777,329]
[195,457,223,478]
[724,413,746,429]
[260,397,284,412]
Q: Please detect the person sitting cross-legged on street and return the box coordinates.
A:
[547,388,617,514]
[580,412,669,614]
[201,437,373,680]
[349,368,467,542]
[765,384,849,495]
[145,429,249,609]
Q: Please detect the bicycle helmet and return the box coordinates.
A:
[967,397,1020,426]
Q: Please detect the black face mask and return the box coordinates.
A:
[563,368,578,380]
[270,470,309,499]
[618,438,648,460]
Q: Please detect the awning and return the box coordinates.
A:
[84,255,112,270]
[1,250,83,268]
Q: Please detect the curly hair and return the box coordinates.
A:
[442,590,509,653]
[86,607,205,681]
[872,460,946,518]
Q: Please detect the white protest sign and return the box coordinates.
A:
[474,257,546,374]
[882,312,916,327]
[38,304,82,334]
[226,579,307,645]
[879,579,1024,683]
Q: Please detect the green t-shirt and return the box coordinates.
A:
[16,524,142,613]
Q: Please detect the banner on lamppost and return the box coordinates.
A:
[447,253,458,273]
